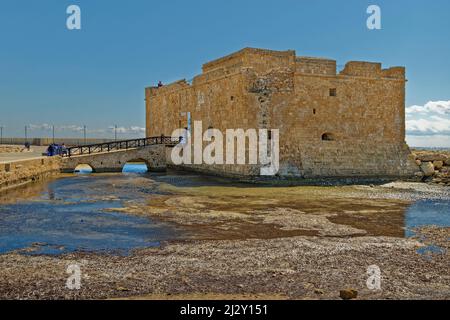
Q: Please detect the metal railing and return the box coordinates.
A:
[64,136,179,157]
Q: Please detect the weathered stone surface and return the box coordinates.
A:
[414,171,424,178]
[146,47,417,178]
[433,161,444,170]
[420,162,435,177]
[0,157,61,192]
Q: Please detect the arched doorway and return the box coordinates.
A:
[122,159,149,173]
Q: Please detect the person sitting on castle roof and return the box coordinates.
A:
[158,81,163,88]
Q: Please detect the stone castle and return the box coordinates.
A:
[145,48,417,178]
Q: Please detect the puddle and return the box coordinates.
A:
[405,200,450,236]
[405,201,450,255]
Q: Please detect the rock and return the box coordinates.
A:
[116,287,130,292]
[420,162,435,177]
[314,289,324,295]
[414,171,424,178]
[416,153,447,162]
[433,161,444,170]
[421,274,432,282]
[415,160,421,166]
[340,289,358,300]
[445,158,450,166]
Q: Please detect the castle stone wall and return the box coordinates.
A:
[146,48,418,179]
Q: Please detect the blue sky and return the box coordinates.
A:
[0,0,449,146]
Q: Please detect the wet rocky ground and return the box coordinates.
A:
[0,171,449,300]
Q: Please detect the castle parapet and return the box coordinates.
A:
[296,57,337,75]
[202,48,295,74]
[146,79,191,97]
[340,61,382,77]
[340,61,405,79]
[381,66,406,79]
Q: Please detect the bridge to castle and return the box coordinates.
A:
[60,136,177,173]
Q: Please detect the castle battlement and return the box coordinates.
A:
[147,48,406,98]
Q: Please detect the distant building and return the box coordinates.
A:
[145,48,417,178]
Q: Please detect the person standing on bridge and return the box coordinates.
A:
[47,144,54,157]
[61,143,68,156]
[157,81,163,88]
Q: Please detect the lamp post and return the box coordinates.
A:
[83,125,87,145]
[52,125,55,144]
[0,126,3,145]
[114,125,117,141]
[25,125,28,142]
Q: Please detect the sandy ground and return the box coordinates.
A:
[0,176,448,300]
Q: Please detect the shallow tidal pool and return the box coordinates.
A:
[0,171,448,255]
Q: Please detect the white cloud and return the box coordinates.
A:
[406,100,450,116]
[27,124,145,135]
[406,100,450,138]
[108,126,145,134]
[28,123,52,131]
[406,116,450,135]
[59,125,85,133]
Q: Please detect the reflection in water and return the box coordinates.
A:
[74,164,94,174]
[405,200,450,236]
[0,172,448,256]
[122,162,148,173]
[405,200,450,255]
[0,175,180,255]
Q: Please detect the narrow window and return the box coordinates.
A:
[322,133,335,141]
[329,88,337,97]
[268,130,272,140]
[230,96,235,101]
[313,109,316,115]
